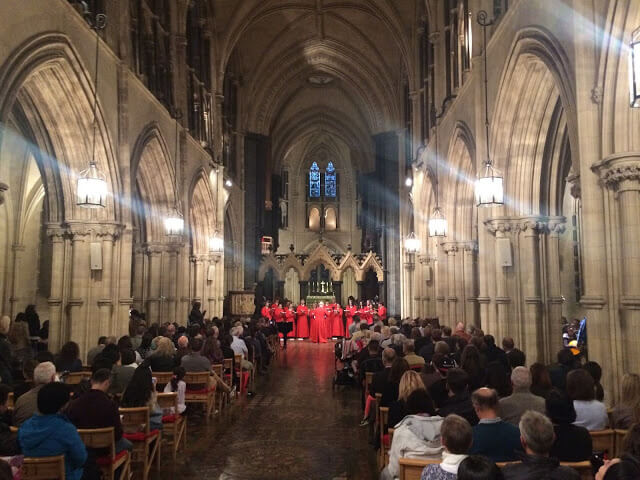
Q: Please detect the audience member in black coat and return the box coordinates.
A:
[484,335,510,371]
[371,353,408,407]
[0,385,19,455]
[438,368,479,426]
[546,389,592,462]
[549,348,578,391]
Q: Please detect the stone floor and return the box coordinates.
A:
[157,341,378,480]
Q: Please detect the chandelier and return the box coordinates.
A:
[475,10,504,207]
[405,231,421,254]
[76,13,108,208]
[428,105,447,237]
[209,232,224,253]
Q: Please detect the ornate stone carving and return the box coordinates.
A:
[592,153,640,190]
[591,85,603,104]
[0,182,7,205]
[442,243,459,254]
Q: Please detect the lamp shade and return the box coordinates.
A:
[630,30,640,107]
[209,233,224,253]
[76,163,107,208]
[164,210,184,236]
[475,163,504,206]
[428,206,448,237]
[405,232,421,254]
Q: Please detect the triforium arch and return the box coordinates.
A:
[481,28,579,366]
[0,32,125,355]
[130,123,182,325]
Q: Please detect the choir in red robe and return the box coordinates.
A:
[330,303,344,337]
[345,302,357,338]
[377,302,387,321]
[296,301,309,338]
[261,302,272,321]
[309,302,328,343]
[285,305,296,338]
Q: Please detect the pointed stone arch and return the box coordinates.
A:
[188,170,216,255]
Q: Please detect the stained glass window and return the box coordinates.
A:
[325,161,336,197]
[309,162,320,197]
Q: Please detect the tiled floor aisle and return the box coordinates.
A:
[158,341,378,480]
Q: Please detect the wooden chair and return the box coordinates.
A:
[120,406,161,480]
[62,371,91,384]
[21,455,66,480]
[364,371,374,399]
[77,427,131,480]
[151,371,173,392]
[379,406,390,470]
[615,429,628,457]
[561,461,593,480]
[156,392,187,461]
[222,358,234,394]
[184,371,215,418]
[398,457,440,480]
[212,364,229,411]
[591,429,616,456]
[234,353,248,395]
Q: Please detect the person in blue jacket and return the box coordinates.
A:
[18,382,87,480]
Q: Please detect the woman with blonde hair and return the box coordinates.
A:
[612,373,640,429]
[147,336,176,372]
[388,370,433,428]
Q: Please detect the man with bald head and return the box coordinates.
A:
[469,387,523,462]
[499,366,546,425]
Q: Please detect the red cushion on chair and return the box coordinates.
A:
[96,450,128,466]
[382,434,390,448]
[123,429,160,441]
[162,414,177,423]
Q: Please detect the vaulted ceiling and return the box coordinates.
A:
[213,0,420,171]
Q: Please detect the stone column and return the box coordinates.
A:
[9,244,25,318]
[146,246,163,324]
[443,243,458,326]
[165,247,179,322]
[46,226,67,353]
[277,281,286,301]
[132,246,145,310]
[462,242,478,327]
[97,231,115,341]
[357,281,365,301]
[545,218,566,361]
[332,281,343,306]
[484,219,512,341]
[192,255,204,303]
[68,230,90,351]
[403,255,415,318]
[520,218,545,364]
[595,155,640,376]
[299,281,309,302]
[435,244,447,324]
[0,182,7,206]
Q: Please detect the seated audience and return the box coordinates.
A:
[546,388,592,462]
[460,345,485,392]
[502,410,580,479]
[595,455,640,480]
[584,360,605,402]
[163,366,187,414]
[379,357,409,407]
[453,323,470,342]
[14,361,56,426]
[230,326,253,370]
[369,348,397,405]
[19,382,87,480]
[109,348,137,395]
[404,340,426,370]
[438,368,479,426]
[468,388,522,462]
[529,362,553,399]
[0,316,12,385]
[202,334,224,365]
[121,365,162,431]
[181,337,231,394]
[611,373,640,429]
[174,335,190,365]
[388,371,428,428]
[66,368,132,453]
[421,414,472,480]
[567,368,608,430]
[0,385,18,455]
[147,337,176,372]
[421,355,450,409]
[13,358,38,400]
[485,361,512,398]
[549,348,577,391]
[54,341,83,373]
[136,333,153,360]
[457,456,503,480]
[382,389,444,480]
[502,337,525,369]
[499,367,546,425]
[87,337,107,366]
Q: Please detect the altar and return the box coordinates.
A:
[306,295,334,305]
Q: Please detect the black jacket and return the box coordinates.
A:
[438,391,479,425]
[502,454,580,480]
[550,424,592,462]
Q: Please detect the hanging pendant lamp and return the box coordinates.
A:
[428,107,447,237]
[405,231,421,254]
[166,112,184,237]
[77,13,108,208]
[475,10,504,207]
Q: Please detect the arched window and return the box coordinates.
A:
[325,207,337,231]
[309,207,321,231]
[325,161,337,197]
[309,162,321,198]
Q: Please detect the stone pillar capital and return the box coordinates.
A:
[442,243,459,254]
[484,217,513,234]
[462,241,478,253]
[592,152,640,191]
[0,182,7,205]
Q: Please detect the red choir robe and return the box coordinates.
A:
[296,305,309,338]
[345,305,357,338]
[309,307,327,343]
[274,306,284,336]
[331,304,344,337]
[285,307,296,337]
[261,306,272,321]
[377,305,387,322]
[363,305,373,325]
